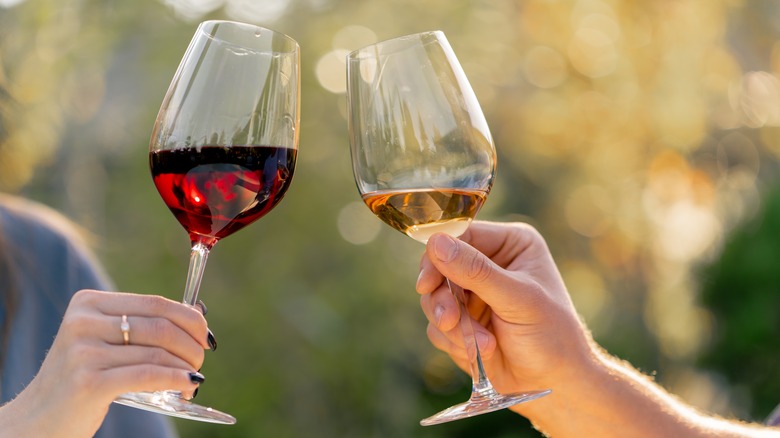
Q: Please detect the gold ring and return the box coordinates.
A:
[120,315,130,345]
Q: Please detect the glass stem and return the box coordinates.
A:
[447,278,497,400]
[182,242,210,306]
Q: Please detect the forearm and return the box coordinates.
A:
[0,395,41,438]
[517,348,779,438]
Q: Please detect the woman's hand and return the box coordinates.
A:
[1,290,209,438]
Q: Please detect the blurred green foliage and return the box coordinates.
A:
[2,0,780,436]
[697,185,780,423]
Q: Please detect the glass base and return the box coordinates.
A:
[114,391,236,425]
[420,389,551,426]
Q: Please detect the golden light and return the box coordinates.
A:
[337,201,382,245]
[523,45,568,89]
[161,0,224,22]
[332,25,376,52]
[567,27,618,78]
[564,184,613,238]
[315,49,349,94]
[731,71,780,128]
[225,0,291,23]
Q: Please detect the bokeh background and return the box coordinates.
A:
[2,0,780,436]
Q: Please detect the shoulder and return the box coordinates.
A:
[0,194,112,290]
[0,194,92,248]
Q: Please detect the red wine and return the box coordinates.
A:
[150,146,296,247]
[362,188,487,243]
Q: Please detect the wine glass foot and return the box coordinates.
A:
[420,389,551,426]
[114,391,236,425]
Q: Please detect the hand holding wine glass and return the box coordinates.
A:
[347,31,550,425]
[113,20,300,424]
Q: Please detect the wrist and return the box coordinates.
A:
[510,337,609,434]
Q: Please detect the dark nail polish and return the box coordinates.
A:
[189,372,206,384]
[191,387,199,399]
[207,329,217,351]
[196,300,208,315]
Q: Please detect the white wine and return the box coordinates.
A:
[362,188,487,243]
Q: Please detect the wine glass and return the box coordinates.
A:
[346,31,551,426]
[113,20,300,424]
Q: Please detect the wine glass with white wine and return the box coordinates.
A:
[346,30,550,426]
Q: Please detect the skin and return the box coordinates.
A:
[417,221,780,437]
[0,290,209,438]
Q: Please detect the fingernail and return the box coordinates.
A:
[207,329,217,352]
[416,268,425,289]
[196,300,208,315]
[189,372,206,384]
[434,305,445,326]
[191,387,199,399]
[431,234,457,262]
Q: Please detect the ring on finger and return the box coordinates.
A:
[120,314,130,345]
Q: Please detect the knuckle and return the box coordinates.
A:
[70,289,100,307]
[465,252,492,283]
[61,311,100,333]
[71,367,100,393]
[139,294,171,315]
[512,222,547,249]
[68,343,100,365]
[517,277,548,312]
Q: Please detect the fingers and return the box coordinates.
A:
[416,252,445,295]
[98,365,203,399]
[103,346,204,399]
[43,331,206,405]
[416,222,534,297]
[108,316,206,370]
[69,341,196,375]
[193,299,218,351]
[59,312,206,372]
[419,285,459,332]
[71,290,210,351]
[421,227,555,321]
[60,291,211,374]
[423,233,515,310]
[420,283,497,360]
[424,316,496,362]
[31,290,214,411]
[461,221,550,268]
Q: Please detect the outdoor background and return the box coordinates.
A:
[2,0,780,436]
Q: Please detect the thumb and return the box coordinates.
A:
[426,233,522,313]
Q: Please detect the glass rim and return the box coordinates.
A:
[197,20,299,53]
[347,30,444,61]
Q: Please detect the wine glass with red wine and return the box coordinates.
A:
[113,20,299,424]
[347,31,550,426]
